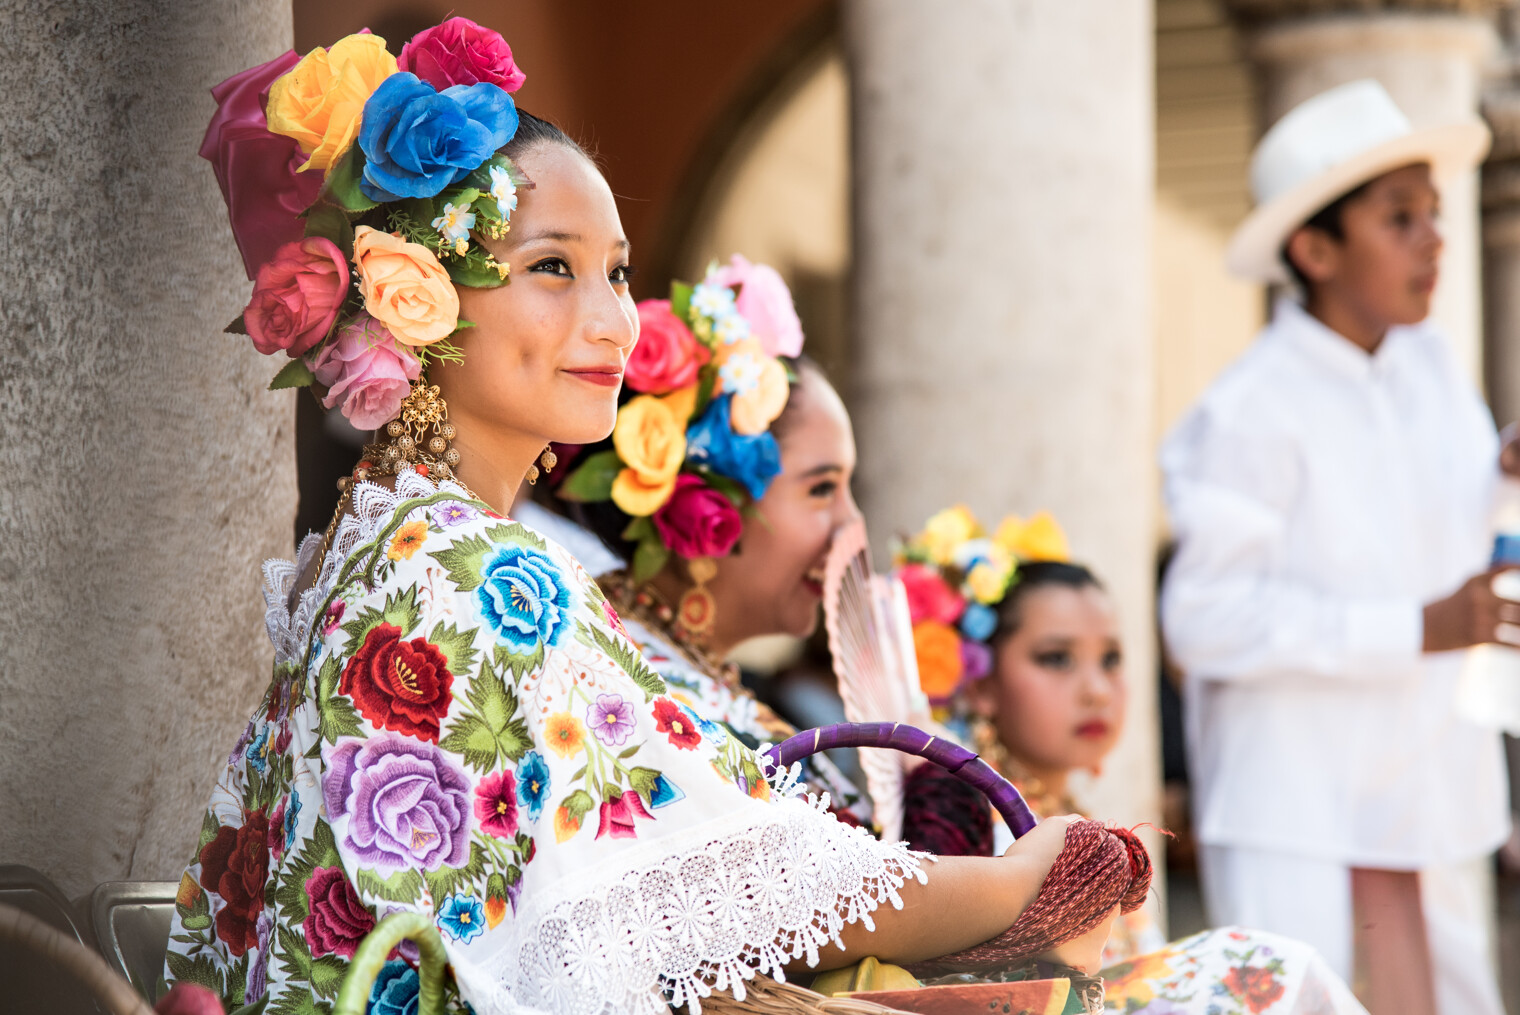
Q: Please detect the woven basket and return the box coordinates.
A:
[0,902,156,1015]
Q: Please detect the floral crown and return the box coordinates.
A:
[558,255,806,582]
[895,505,1071,705]
[203,17,533,446]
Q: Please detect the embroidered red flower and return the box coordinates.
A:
[198,812,270,956]
[595,789,652,839]
[651,697,702,750]
[1224,965,1285,1014]
[340,623,454,741]
[302,865,375,958]
[474,770,519,838]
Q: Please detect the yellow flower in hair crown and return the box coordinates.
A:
[894,506,1070,704]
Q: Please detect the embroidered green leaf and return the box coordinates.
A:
[628,766,661,800]
[617,744,641,760]
[268,358,316,391]
[424,840,486,905]
[227,954,249,1006]
[317,691,363,745]
[586,624,666,702]
[229,997,272,1015]
[490,521,547,552]
[561,789,594,820]
[381,585,423,635]
[469,660,532,762]
[427,620,479,675]
[439,713,500,773]
[428,531,493,591]
[486,871,508,902]
[355,866,424,904]
[558,450,622,503]
[276,819,341,920]
[308,954,347,999]
[275,923,314,983]
[197,808,221,852]
[267,993,326,1015]
[494,640,545,683]
[166,950,224,995]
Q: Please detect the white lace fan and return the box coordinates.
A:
[821,517,931,841]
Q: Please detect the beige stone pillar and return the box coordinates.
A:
[1484,87,1520,423]
[0,2,297,895]
[1229,2,1501,378]
[845,1,1159,837]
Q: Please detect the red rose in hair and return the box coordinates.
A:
[340,623,454,741]
[626,299,710,394]
[651,697,702,750]
[198,812,270,956]
[399,17,526,92]
[652,475,742,560]
[1223,965,1285,1014]
[302,865,375,959]
[243,237,350,357]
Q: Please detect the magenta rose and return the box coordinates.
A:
[244,237,350,357]
[706,254,804,358]
[200,51,324,280]
[323,732,472,873]
[302,865,375,959]
[626,299,710,394]
[653,475,742,559]
[311,314,422,430]
[899,563,966,625]
[399,17,526,92]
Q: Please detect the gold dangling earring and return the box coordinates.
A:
[675,557,718,644]
[361,379,458,483]
[526,444,557,486]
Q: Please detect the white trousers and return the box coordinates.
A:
[1198,844,1504,1015]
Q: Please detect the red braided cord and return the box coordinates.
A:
[907,818,1152,976]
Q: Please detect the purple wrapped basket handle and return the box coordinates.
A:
[762,721,1038,838]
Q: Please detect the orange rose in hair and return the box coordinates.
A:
[912,620,965,703]
[352,226,460,346]
[610,395,686,516]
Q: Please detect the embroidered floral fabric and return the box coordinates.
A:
[163,473,923,1015]
[1103,928,1367,1015]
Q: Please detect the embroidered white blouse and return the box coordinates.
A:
[1159,298,1510,866]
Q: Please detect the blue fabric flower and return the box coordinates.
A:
[359,74,519,201]
[369,959,421,1015]
[648,774,686,809]
[959,602,998,642]
[437,893,487,944]
[476,544,575,652]
[515,750,551,821]
[685,395,782,500]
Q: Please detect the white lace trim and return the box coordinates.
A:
[260,471,470,667]
[459,794,926,1015]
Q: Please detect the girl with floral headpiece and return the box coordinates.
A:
[895,507,1369,1015]
[169,19,1127,1015]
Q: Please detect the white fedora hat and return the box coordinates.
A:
[1226,79,1490,283]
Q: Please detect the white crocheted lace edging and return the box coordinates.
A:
[259,471,471,666]
[457,793,928,1015]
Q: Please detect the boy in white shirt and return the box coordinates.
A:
[1161,80,1520,1015]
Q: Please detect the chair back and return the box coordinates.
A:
[88,882,178,1001]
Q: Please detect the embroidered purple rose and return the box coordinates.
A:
[247,912,274,1001]
[431,501,480,528]
[323,733,472,872]
[587,693,635,747]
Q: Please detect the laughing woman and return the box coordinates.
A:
[166,19,1138,1015]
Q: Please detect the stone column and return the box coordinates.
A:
[0,2,297,895]
[1484,85,1520,424]
[846,1,1159,835]
[1228,1,1502,379]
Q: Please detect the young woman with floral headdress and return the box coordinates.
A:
[895,507,1370,1014]
[167,18,1139,1014]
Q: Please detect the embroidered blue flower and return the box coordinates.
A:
[684,395,782,501]
[516,751,551,821]
[359,73,519,201]
[476,544,575,652]
[959,602,998,642]
[244,725,271,775]
[437,893,487,944]
[678,703,727,746]
[369,958,421,1015]
[283,791,302,852]
[648,774,686,809]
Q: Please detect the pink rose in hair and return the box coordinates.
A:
[706,254,804,359]
[899,563,966,625]
[626,299,710,394]
[244,237,350,357]
[653,475,743,559]
[311,314,422,430]
[399,17,526,92]
[200,50,324,280]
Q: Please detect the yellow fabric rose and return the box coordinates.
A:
[613,395,686,484]
[352,226,460,346]
[919,504,981,565]
[912,620,965,701]
[660,384,699,425]
[730,356,790,436]
[611,469,677,517]
[993,511,1071,562]
[266,33,398,172]
[967,557,1015,605]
